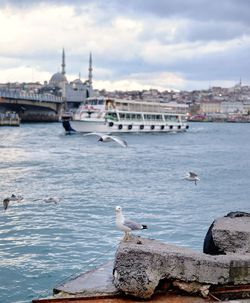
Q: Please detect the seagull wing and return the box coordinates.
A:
[189,172,198,177]
[83,132,103,138]
[108,135,128,147]
[3,199,9,210]
[123,219,143,230]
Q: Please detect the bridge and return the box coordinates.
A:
[0,89,64,122]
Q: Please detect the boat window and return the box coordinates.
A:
[98,100,104,105]
[119,113,125,120]
[144,114,152,120]
[105,112,118,121]
[123,113,143,120]
[165,115,177,121]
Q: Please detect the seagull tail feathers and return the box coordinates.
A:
[142,224,148,230]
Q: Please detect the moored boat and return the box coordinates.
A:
[63,97,189,134]
[0,111,20,126]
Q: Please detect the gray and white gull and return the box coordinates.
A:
[184,172,200,185]
[115,206,147,241]
[84,132,127,147]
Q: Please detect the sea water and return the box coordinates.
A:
[0,122,250,303]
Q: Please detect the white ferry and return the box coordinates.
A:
[63,97,189,133]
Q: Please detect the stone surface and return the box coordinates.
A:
[203,212,250,255]
[113,237,250,299]
[54,261,120,297]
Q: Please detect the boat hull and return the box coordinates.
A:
[70,119,189,133]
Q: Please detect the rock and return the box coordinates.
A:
[173,280,210,297]
[113,237,250,299]
[203,212,250,255]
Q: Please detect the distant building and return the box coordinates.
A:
[221,101,244,114]
[39,49,93,111]
[199,100,222,114]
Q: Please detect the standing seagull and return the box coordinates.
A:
[3,198,10,210]
[115,206,147,241]
[84,132,127,147]
[184,172,200,185]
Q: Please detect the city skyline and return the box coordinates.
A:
[0,0,250,91]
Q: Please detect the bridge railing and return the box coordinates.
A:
[0,89,63,103]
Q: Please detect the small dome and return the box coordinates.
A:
[49,72,67,87]
[72,78,83,84]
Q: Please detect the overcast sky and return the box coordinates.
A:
[0,0,250,91]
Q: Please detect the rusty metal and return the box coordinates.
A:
[33,285,250,303]
[210,284,250,301]
[32,293,213,303]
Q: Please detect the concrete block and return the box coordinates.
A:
[203,212,250,255]
[113,237,250,299]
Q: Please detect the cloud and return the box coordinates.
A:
[0,0,250,90]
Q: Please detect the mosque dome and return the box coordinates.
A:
[72,78,83,84]
[49,72,68,87]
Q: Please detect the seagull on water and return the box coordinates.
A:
[84,132,128,147]
[115,206,147,241]
[9,194,24,202]
[43,197,60,204]
[184,172,200,185]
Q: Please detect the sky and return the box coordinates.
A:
[0,0,250,92]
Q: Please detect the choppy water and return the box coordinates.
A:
[0,122,250,303]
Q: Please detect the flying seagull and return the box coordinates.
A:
[184,172,200,185]
[84,132,128,147]
[3,198,10,210]
[115,206,147,241]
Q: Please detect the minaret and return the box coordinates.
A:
[61,48,66,75]
[88,52,93,87]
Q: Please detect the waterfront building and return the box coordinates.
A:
[199,100,222,114]
[220,101,244,114]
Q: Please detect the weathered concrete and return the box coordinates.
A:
[54,261,120,297]
[113,237,250,299]
[203,212,250,255]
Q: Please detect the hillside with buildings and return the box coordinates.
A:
[1,48,250,122]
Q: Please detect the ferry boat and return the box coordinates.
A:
[63,97,189,133]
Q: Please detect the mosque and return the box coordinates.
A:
[39,48,93,111]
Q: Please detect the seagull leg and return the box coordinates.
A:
[123,232,128,241]
[123,232,131,241]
